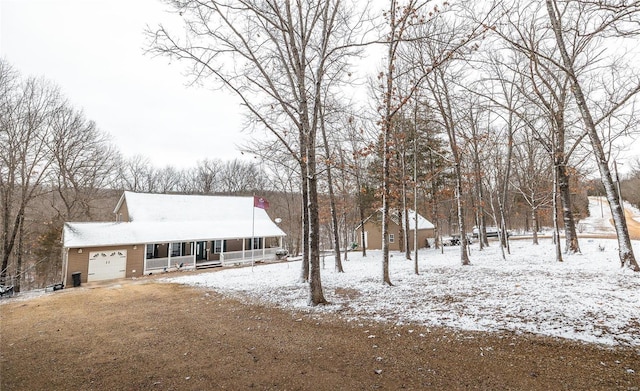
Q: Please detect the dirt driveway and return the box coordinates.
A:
[1,280,639,390]
[624,206,640,240]
[595,197,640,240]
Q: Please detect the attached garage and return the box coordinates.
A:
[87,250,127,282]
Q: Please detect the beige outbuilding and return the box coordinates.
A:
[354,209,435,251]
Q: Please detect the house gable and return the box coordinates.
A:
[113,193,130,222]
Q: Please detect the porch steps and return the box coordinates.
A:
[195,261,223,270]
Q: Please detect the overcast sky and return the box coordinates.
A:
[2,0,638,174]
[2,0,248,169]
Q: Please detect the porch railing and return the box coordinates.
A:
[145,248,279,271]
[145,255,195,272]
[220,248,278,266]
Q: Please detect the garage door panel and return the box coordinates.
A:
[88,250,127,281]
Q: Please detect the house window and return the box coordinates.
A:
[245,238,262,250]
[146,244,161,259]
[389,234,395,243]
[146,244,154,259]
[212,240,225,254]
[171,242,182,257]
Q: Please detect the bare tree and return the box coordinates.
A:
[318,104,344,272]
[49,106,119,221]
[544,0,639,270]
[484,1,589,255]
[194,158,222,194]
[376,0,485,281]
[511,123,555,245]
[218,159,267,195]
[147,0,366,304]
[414,13,483,265]
[343,113,375,257]
[459,94,491,250]
[0,65,61,290]
[248,142,304,257]
[116,155,157,193]
[155,166,181,193]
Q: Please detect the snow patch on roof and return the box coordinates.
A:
[64,192,285,248]
[122,191,262,222]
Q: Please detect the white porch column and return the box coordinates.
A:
[143,244,148,275]
[191,242,196,267]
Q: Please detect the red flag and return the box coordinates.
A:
[253,196,269,209]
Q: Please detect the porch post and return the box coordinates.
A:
[143,244,148,275]
[191,242,196,268]
[62,248,69,287]
[262,237,266,258]
[167,242,172,269]
[242,238,245,260]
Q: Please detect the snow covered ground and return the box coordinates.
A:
[168,197,640,348]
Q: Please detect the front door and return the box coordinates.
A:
[195,241,207,261]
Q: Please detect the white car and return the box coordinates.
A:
[472,226,510,238]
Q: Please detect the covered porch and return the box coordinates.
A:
[143,236,283,274]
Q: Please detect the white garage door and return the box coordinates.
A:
[88,250,127,282]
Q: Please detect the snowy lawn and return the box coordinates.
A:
[167,238,640,347]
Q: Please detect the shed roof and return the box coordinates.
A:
[355,209,435,231]
[399,209,435,230]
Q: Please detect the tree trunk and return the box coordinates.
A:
[429,150,440,250]
[1,205,23,283]
[404,209,411,260]
[299,138,310,283]
[557,162,580,254]
[531,205,539,245]
[397,209,406,255]
[473,158,488,249]
[489,192,507,261]
[320,112,343,272]
[381,130,392,284]
[15,213,24,293]
[454,162,470,265]
[499,114,515,254]
[355,172,367,257]
[380,0,397,286]
[307,149,328,305]
[552,162,563,262]
[438,75,469,265]
[412,106,419,274]
[399,143,411,260]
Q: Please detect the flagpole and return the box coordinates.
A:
[252,194,255,270]
[251,195,269,271]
